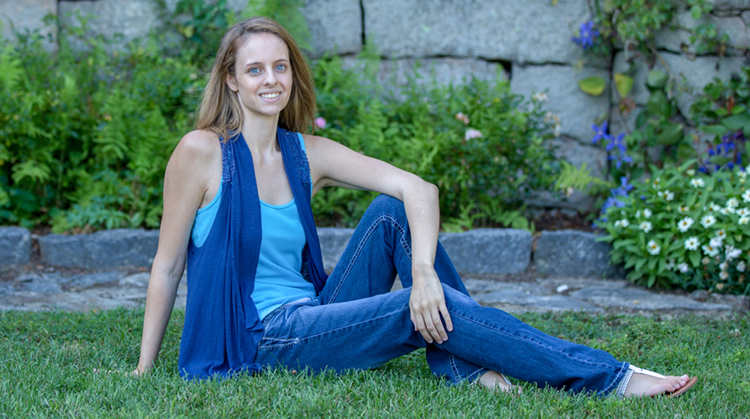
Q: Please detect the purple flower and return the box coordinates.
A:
[606,133,626,153]
[572,21,599,50]
[315,117,326,129]
[591,122,609,144]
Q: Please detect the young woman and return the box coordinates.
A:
[135,16,697,397]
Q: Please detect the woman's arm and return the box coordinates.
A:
[304,134,452,345]
[135,131,221,374]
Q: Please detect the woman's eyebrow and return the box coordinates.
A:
[244,58,290,68]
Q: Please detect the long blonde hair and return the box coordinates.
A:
[195,17,316,140]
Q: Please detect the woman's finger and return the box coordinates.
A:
[430,307,448,342]
[415,314,433,343]
[439,302,453,333]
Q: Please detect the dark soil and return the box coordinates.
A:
[531,209,596,232]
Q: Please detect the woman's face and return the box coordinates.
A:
[226,32,293,121]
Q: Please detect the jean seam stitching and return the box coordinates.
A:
[327,213,407,303]
[451,310,619,370]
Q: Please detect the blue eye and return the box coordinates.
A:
[249,68,260,75]
[275,64,286,71]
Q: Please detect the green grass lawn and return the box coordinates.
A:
[0,308,747,418]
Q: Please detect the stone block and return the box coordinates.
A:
[363,0,590,65]
[655,12,749,56]
[317,227,354,272]
[59,0,161,50]
[511,64,610,144]
[303,0,362,57]
[660,52,746,118]
[534,230,624,279]
[0,227,31,266]
[714,0,750,11]
[342,57,507,92]
[0,0,56,47]
[439,229,531,275]
[474,289,604,313]
[39,229,159,269]
[743,11,750,26]
[569,286,732,312]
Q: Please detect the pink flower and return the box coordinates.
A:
[455,112,470,125]
[315,117,326,129]
[465,128,483,141]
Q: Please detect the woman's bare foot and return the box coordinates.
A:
[479,370,521,394]
[624,372,691,397]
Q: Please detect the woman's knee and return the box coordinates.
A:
[363,194,407,222]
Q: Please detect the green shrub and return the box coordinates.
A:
[0,7,559,233]
[311,54,559,230]
[598,162,750,295]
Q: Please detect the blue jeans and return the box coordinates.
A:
[254,195,630,395]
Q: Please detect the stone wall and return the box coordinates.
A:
[2,0,749,210]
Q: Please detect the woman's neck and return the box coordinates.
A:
[241,113,280,156]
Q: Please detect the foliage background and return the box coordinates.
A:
[0,0,559,233]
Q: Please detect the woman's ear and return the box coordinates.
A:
[226,73,238,92]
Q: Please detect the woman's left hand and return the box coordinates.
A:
[409,266,453,344]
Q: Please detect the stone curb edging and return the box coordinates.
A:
[1,226,622,279]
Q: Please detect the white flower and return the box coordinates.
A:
[702,245,720,257]
[740,216,750,225]
[707,202,720,212]
[721,206,736,215]
[702,257,711,265]
[465,128,483,141]
[666,259,676,270]
[639,221,652,233]
[685,237,700,251]
[720,271,729,280]
[532,92,549,102]
[678,262,690,273]
[665,191,674,201]
[678,206,689,214]
[710,237,723,248]
[652,178,661,188]
[738,261,746,272]
[635,210,641,218]
[716,229,726,239]
[615,219,630,228]
[741,171,748,179]
[643,209,652,219]
[691,178,705,188]
[737,208,750,216]
[743,190,750,203]
[657,191,666,199]
[720,261,729,271]
[701,214,717,228]
[647,240,661,255]
[727,198,739,208]
[677,217,694,233]
[726,246,742,260]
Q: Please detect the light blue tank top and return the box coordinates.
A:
[190,133,315,319]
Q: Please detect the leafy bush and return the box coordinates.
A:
[0,3,559,233]
[598,162,750,295]
[311,54,559,230]
[0,18,201,232]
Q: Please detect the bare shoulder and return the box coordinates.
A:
[173,130,221,163]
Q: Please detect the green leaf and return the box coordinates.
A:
[647,274,656,288]
[722,112,750,130]
[699,124,728,135]
[0,186,9,206]
[646,91,671,117]
[614,73,634,98]
[709,156,731,166]
[744,121,750,138]
[578,76,607,96]
[647,257,657,271]
[657,123,684,145]
[635,257,647,272]
[678,144,695,159]
[689,250,700,268]
[690,4,702,20]
[646,70,669,89]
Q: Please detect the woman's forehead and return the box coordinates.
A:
[236,32,289,63]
